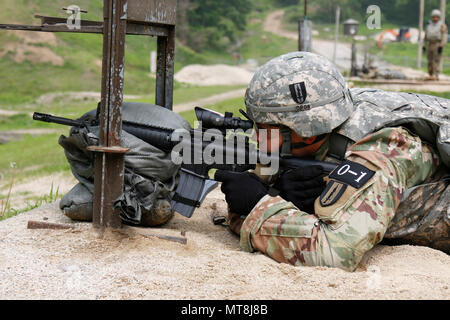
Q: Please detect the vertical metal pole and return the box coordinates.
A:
[298,20,312,51]
[333,6,340,64]
[350,39,357,76]
[156,36,167,108]
[165,26,175,110]
[92,0,128,230]
[417,0,424,69]
[155,26,175,110]
[298,0,312,52]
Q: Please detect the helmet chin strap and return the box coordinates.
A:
[280,126,292,157]
[279,126,328,157]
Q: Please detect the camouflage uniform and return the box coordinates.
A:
[424,13,448,79]
[235,52,450,271]
[240,127,443,271]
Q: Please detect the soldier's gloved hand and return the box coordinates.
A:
[214,170,269,216]
[273,165,326,213]
[438,47,443,54]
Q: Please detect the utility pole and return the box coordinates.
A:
[417,0,424,69]
[333,6,340,63]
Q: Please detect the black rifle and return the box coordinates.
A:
[33,107,338,218]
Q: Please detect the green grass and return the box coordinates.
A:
[0,133,70,183]
[0,84,247,130]
[0,182,62,221]
[240,19,298,66]
[179,97,246,126]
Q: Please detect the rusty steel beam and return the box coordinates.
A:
[127,0,177,25]
[155,26,175,110]
[0,20,168,37]
[91,0,129,230]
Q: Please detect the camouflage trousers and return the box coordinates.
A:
[382,177,450,254]
[427,41,443,77]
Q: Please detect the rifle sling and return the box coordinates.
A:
[172,193,201,208]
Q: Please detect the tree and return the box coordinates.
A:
[177,0,253,51]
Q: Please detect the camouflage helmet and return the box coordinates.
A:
[245,52,354,137]
[431,9,441,18]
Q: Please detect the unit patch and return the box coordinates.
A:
[320,180,347,207]
[289,82,307,104]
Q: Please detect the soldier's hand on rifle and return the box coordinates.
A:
[273,165,326,213]
[438,47,443,54]
[215,171,269,216]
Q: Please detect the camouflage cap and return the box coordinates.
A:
[245,52,354,137]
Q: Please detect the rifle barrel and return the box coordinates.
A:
[33,112,86,128]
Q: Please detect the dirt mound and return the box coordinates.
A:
[0,30,63,66]
[12,30,58,46]
[0,187,449,299]
[174,64,254,86]
[0,42,64,66]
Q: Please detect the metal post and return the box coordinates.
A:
[90,0,129,230]
[298,19,312,52]
[298,0,312,52]
[350,39,358,76]
[333,6,340,63]
[156,26,175,110]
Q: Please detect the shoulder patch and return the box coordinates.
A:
[329,160,375,189]
[289,82,307,104]
[320,180,347,207]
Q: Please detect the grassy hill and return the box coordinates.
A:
[0,0,298,106]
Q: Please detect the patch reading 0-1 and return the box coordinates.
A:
[289,82,307,104]
[329,160,376,189]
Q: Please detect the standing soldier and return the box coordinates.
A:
[424,9,448,80]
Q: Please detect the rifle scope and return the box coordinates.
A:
[195,107,253,131]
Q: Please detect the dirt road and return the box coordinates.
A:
[263,10,450,82]
[263,10,359,71]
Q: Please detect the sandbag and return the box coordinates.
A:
[59,102,191,226]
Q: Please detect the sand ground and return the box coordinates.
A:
[0,188,449,300]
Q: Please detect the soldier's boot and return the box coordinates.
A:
[227,212,245,235]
